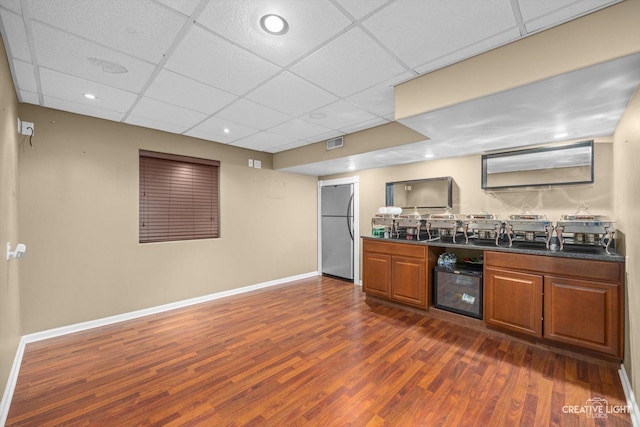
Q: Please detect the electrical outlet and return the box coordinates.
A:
[248,159,254,167]
[254,160,261,169]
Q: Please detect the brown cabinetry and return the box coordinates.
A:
[362,251,391,298]
[391,256,427,306]
[484,251,624,358]
[485,267,543,337]
[544,275,620,356]
[362,239,441,309]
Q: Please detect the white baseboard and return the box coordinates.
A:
[0,336,26,427]
[0,271,318,424]
[619,364,640,426]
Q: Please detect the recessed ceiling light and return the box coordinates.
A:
[83,93,96,100]
[260,14,289,36]
[553,132,569,139]
[424,153,434,158]
[223,128,230,134]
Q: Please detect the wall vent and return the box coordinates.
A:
[326,136,344,150]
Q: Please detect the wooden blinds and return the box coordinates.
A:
[139,150,220,243]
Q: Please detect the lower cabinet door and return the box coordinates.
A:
[391,256,426,308]
[544,275,621,357]
[362,252,391,298]
[484,267,543,337]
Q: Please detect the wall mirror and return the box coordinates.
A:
[385,176,453,208]
[481,140,594,190]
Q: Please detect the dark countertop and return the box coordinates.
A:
[361,235,625,263]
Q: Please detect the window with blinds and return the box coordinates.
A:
[139,150,220,243]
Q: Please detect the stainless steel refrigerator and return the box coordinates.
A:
[321,184,354,280]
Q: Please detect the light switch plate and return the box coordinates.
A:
[254,160,261,169]
[248,159,254,167]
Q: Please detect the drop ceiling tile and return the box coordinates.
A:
[44,95,125,122]
[308,100,378,131]
[125,115,192,135]
[290,27,406,97]
[198,0,352,67]
[39,68,137,112]
[246,71,337,117]
[216,99,291,131]
[19,90,39,104]
[144,69,237,115]
[346,71,414,117]
[12,59,38,92]
[277,139,318,151]
[339,117,388,134]
[27,0,187,63]
[362,0,517,69]
[32,22,156,92]
[304,129,343,143]
[518,0,619,33]
[0,1,21,13]
[231,131,299,152]
[156,0,201,16]
[165,25,280,96]
[128,97,208,132]
[333,0,389,19]
[185,115,259,144]
[414,29,521,75]
[268,117,333,140]
[0,10,31,62]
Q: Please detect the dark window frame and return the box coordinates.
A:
[139,150,220,243]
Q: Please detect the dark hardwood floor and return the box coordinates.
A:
[6,276,631,426]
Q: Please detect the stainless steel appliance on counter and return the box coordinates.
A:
[504,208,553,248]
[426,209,463,243]
[462,212,503,246]
[321,184,354,280]
[371,207,399,239]
[556,204,615,254]
[396,207,424,240]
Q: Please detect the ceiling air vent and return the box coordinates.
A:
[326,136,344,150]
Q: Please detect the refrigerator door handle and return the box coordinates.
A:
[346,193,354,241]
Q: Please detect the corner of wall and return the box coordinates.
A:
[613,84,640,410]
[0,32,23,413]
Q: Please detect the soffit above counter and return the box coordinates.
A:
[397,53,640,162]
[275,1,640,177]
[274,121,429,176]
[394,0,640,120]
[394,0,640,163]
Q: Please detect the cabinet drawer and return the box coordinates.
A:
[363,239,426,258]
[484,251,623,283]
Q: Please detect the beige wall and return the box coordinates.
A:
[273,121,426,170]
[0,37,21,396]
[325,139,613,239]
[614,86,640,398]
[2,0,638,410]
[16,104,318,334]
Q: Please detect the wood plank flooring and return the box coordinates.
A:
[6,276,632,426]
